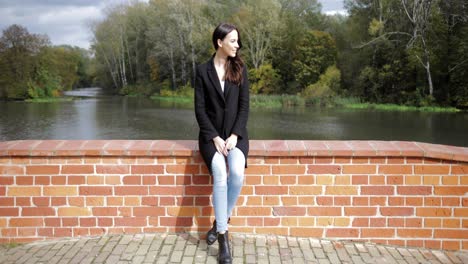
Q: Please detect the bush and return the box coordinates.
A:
[249,64,281,94]
[159,82,193,98]
[27,68,62,99]
[302,65,341,102]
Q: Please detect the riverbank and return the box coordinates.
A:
[151,94,461,112]
[24,97,74,103]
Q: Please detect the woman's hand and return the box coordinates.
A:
[213,136,226,155]
[224,134,238,154]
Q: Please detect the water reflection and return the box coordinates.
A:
[0,88,467,147]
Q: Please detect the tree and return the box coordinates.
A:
[292,30,337,90]
[0,24,49,99]
[233,0,281,69]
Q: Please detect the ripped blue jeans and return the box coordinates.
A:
[211,147,245,233]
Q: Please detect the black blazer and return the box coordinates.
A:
[194,57,250,172]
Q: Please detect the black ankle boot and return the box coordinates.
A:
[217,231,232,264]
[206,220,217,245]
[206,218,230,245]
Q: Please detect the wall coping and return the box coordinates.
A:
[1,140,467,162]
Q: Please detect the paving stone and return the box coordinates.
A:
[170,250,183,263]
[1,233,466,264]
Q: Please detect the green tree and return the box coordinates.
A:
[292,30,337,90]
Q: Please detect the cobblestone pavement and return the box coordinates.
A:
[0,233,467,264]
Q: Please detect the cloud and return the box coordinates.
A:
[0,0,140,49]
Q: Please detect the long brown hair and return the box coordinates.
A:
[212,23,244,86]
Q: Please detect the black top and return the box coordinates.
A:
[194,57,250,172]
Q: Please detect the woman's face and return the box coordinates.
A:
[218,30,239,58]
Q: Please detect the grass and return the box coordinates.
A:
[25,97,73,103]
[334,97,460,112]
[149,93,461,112]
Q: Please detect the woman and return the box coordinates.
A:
[194,23,249,264]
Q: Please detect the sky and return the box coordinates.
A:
[0,0,346,50]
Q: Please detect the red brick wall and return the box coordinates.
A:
[0,140,467,250]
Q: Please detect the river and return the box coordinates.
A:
[1,88,467,147]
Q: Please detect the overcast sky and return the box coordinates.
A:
[0,0,345,50]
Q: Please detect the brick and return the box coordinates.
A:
[343,165,376,174]
[150,186,184,195]
[334,196,351,205]
[353,198,368,209]
[351,197,369,206]
[451,165,468,174]
[370,217,386,227]
[272,207,306,216]
[9,218,43,227]
[22,207,55,216]
[96,165,129,174]
[406,197,423,206]
[442,241,460,251]
[8,187,41,196]
[314,157,333,164]
[388,218,404,227]
[86,197,105,206]
[0,165,25,175]
[416,208,451,217]
[54,228,73,237]
[397,186,432,195]
[405,176,421,185]
[62,218,78,226]
[131,165,164,174]
[423,175,440,185]
[397,229,432,238]
[352,175,368,185]
[386,175,403,184]
[0,207,19,216]
[263,196,280,205]
[263,175,279,184]
[58,207,91,216]
[308,165,341,174]
[68,176,86,185]
[134,207,166,216]
[87,176,104,184]
[434,229,468,239]
[16,197,31,206]
[361,228,395,238]
[298,175,315,184]
[326,228,359,237]
[344,207,376,216]
[26,166,60,175]
[51,197,66,206]
[380,207,414,216]
[405,218,422,227]
[92,207,117,216]
[245,165,270,175]
[51,176,66,185]
[454,208,468,217]
[378,165,412,174]
[369,175,385,184]
[35,176,50,185]
[142,175,156,185]
[325,186,357,195]
[316,197,333,205]
[44,187,77,196]
[255,186,288,195]
[185,186,211,195]
[166,165,200,174]
[370,197,386,206]
[79,186,112,195]
[316,175,334,185]
[0,197,14,206]
[442,218,460,228]
[237,207,271,216]
[115,186,148,195]
[361,186,394,195]
[441,175,458,185]
[0,176,14,185]
[414,165,450,174]
[61,165,94,174]
[290,228,323,237]
[308,207,341,216]
[280,175,296,184]
[434,186,468,195]
[272,165,305,175]
[289,186,322,195]
[16,176,33,185]
[424,218,441,228]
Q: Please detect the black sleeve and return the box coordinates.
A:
[231,66,250,138]
[194,66,219,142]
